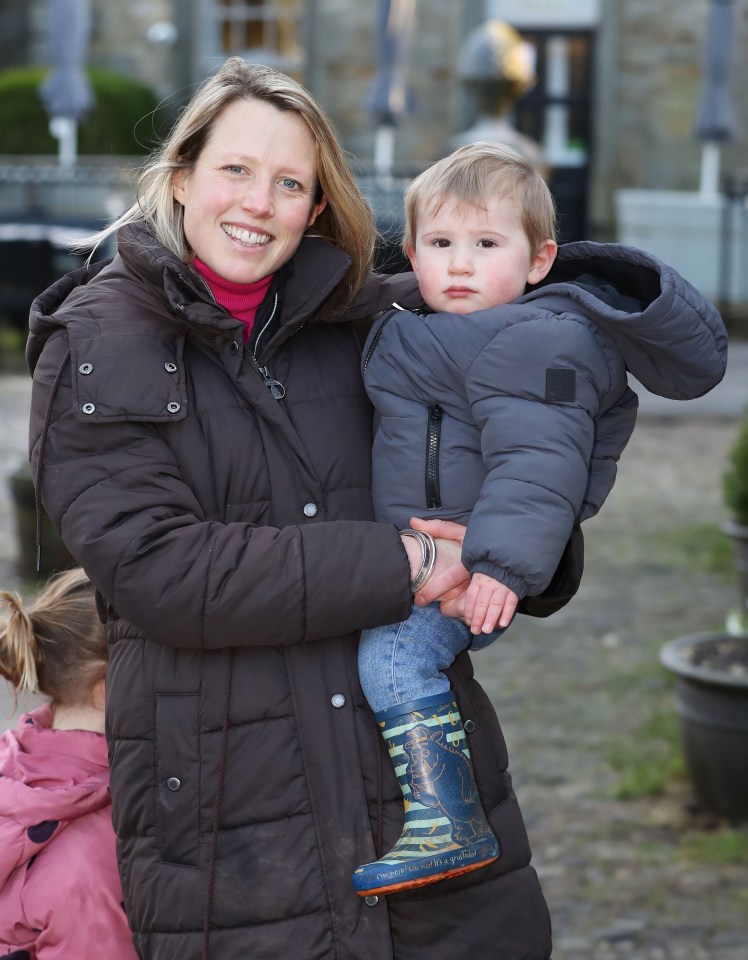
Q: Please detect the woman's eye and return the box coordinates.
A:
[280,177,301,190]
[226,165,245,175]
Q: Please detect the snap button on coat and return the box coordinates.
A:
[464,719,476,733]
[303,502,318,518]
[81,402,95,415]
[330,694,346,709]
[79,362,93,375]
[166,401,181,414]
[164,362,178,374]
[166,777,181,791]
[364,895,379,907]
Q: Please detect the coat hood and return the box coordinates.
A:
[525,241,728,400]
[0,705,110,887]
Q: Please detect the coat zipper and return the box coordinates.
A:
[425,404,443,509]
[176,271,287,402]
[246,293,286,399]
[362,309,398,372]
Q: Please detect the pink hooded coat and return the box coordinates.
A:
[0,705,136,958]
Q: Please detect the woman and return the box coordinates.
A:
[27,58,554,959]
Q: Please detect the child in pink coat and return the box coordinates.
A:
[0,568,136,959]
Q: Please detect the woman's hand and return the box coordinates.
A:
[407,517,470,606]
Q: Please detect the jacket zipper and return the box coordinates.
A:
[362,309,398,372]
[425,404,442,509]
[246,293,286,400]
[177,271,287,402]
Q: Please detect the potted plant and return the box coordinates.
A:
[722,412,748,635]
[657,417,748,822]
[660,632,748,822]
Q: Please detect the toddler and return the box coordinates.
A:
[353,141,727,896]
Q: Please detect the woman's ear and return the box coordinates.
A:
[527,238,557,285]
[172,168,188,206]
[307,195,327,228]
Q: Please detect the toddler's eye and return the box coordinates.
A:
[477,238,497,248]
[432,238,451,248]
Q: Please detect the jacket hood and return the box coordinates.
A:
[0,705,110,886]
[525,241,728,400]
[27,222,354,376]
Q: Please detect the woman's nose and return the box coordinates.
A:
[240,180,273,216]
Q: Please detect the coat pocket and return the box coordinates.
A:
[155,693,200,865]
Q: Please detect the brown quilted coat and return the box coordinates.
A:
[26,224,552,959]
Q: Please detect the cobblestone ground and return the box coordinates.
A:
[1,374,746,957]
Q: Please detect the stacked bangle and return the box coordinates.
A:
[400,529,437,594]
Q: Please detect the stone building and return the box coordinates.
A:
[3,0,747,242]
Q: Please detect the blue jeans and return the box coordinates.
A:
[358,602,502,714]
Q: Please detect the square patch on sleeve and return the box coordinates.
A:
[545,368,576,402]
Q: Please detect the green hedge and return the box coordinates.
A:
[0,66,163,155]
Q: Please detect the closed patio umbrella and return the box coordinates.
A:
[694,0,740,197]
[366,0,417,180]
[39,0,95,166]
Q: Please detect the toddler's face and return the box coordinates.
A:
[407,193,554,314]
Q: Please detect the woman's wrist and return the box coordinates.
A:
[400,529,437,594]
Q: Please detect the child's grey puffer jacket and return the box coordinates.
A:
[363,241,727,600]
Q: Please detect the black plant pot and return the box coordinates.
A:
[660,632,748,822]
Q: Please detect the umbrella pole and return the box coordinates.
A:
[49,116,78,168]
[374,124,395,185]
[699,141,721,199]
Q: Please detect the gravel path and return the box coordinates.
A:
[1,372,746,958]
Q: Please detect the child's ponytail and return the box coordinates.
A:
[0,568,107,711]
[0,590,39,696]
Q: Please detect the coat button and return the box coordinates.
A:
[81,402,96,415]
[463,719,476,734]
[164,362,178,374]
[230,340,240,355]
[166,401,181,414]
[331,693,346,709]
[364,896,379,907]
[303,502,318,518]
[78,362,93,375]
[166,777,181,791]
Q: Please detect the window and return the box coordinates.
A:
[212,0,303,72]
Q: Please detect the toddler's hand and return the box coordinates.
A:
[464,572,519,635]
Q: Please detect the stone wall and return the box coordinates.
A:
[591,0,748,233]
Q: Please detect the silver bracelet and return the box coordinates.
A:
[400,529,437,594]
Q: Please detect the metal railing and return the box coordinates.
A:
[0,157,137,222]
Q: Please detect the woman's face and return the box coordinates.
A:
[172,97,326,284]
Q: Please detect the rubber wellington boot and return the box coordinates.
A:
[352,691,500,896]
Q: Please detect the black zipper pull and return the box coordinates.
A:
[258,365,286,400]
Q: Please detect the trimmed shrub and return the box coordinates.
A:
[0,66,163,156]
[723,414,748,528]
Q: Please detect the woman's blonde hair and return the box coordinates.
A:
[86,57,376,304]
[0,568,106,711]
[402,141,557,257]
